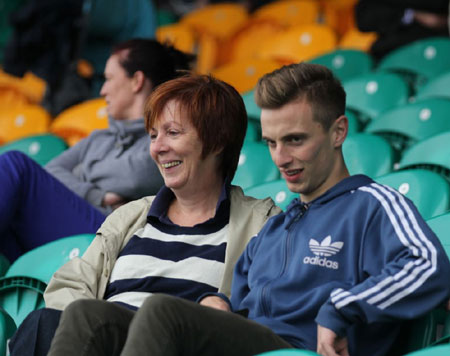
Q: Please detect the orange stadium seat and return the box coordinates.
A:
[339,28,377,52]
[211,58,280,94]
[50,98,108,146]
[156,23,196,54]
[0,105,51,145]
[252,0,320,28]
[256,24,337,64]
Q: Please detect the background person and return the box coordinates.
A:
[10,73,281,356]
[0,38,193,262]
[47,62,450,356]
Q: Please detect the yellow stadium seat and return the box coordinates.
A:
[339,28,377,52]
[156,23,196,54]
[0,69,46,105]
[0,105,51,145]
[321,0,358,37]
[50,98,108,146]
[180,3,248,41]
[256,24,337,64]
[227,19,284,62]
[211,58,280,94]
[252,0,320,28]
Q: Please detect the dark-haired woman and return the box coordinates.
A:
[0,39,194,262]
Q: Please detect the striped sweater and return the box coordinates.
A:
[104,185,230,309]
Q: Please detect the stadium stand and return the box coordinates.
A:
[415,70,450,101]
[245,179,298,211]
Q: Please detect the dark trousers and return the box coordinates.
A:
[48,295,293,356]
[8,308,62,356]
[0,151,105,261]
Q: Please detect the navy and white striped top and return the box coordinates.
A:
[104,185,230,310]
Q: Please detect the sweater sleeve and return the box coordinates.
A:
[315,185,450,337]
[45,136,105,205]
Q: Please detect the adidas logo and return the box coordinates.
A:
[303,236,343,270]
[309,236,343,256]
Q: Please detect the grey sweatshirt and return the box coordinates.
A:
[45,117,164,214]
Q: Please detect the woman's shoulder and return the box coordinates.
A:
[229,185,282,216]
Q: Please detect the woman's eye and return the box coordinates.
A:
[168,130,179,136]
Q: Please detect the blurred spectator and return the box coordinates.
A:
[356,0,449,60]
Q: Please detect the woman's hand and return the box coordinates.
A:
[199,296,231,312]
[102,192,127,210]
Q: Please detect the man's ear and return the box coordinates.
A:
[332,115,348,148]
[131,70,146,93]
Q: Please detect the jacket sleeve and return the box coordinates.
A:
[315,185,450,336]
[44,235,106,310]
[45,136,106,206]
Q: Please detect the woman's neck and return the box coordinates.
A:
[168,178,224,227]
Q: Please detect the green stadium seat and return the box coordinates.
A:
[0,276,45,328]
[377,37,450,91]
[365,98,450,156]
[376,169,450,220]
[415,70,450,101]
[345,110,360,134]
[232,142,280,190]
[256,350,320,356]
[0,133,67,166]
[343,133,394,178]
[404,344,450,356]
[398,132,450,181]
[245,179,298,211]
[343,72,409,125]
[309,49,373,82]
[245,120,261,142]
[5,233,95,284]
[0,307,16,356]
[242,90,261,121]
[427,212,450,259]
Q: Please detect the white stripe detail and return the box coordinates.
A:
[106,292,153,308]
[109,255,224,288]
[331,288,344,297]
[134,224,228,246]
[334,184,436,310]
[331,290,351,303]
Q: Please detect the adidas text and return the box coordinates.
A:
[303,256,339,270]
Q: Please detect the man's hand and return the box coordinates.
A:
[317,325,349,356]
[199,296,231,312]
[102,192,127,210]
[414,11,448,29]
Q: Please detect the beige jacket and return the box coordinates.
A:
[44,186,281,310]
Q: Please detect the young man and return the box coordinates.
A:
[47,63,450,356]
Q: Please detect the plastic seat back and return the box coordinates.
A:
[242,90,261,121]
[5,234,95,284]
[343,72,409,124]
[365,98,450,155]
[180,3,248,40]
[309,49,373,82]
[404,344,450,356]
[376,169,450,220]
[0,134,68,166]
[427,212,450,259]
[50,98,108,146]
[245,179,298,211]
[232,142,280,190]
[0,307,16,356]
[343,133,394,178]
[377,37,450,88]
[415,70,450,101]
[398,131,450,181]
[245,120,260,142]
[156,23,196,54]
[252,0,320,27]
[256,24,337,64]
[0,105,51,145]
[338,28,377,52]
[0,276,45,328]
[212,58,280,94]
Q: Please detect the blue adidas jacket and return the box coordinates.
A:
[227,175,450,355]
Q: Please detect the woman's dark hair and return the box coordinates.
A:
[112,38,195,88]
[145,73,247,181]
